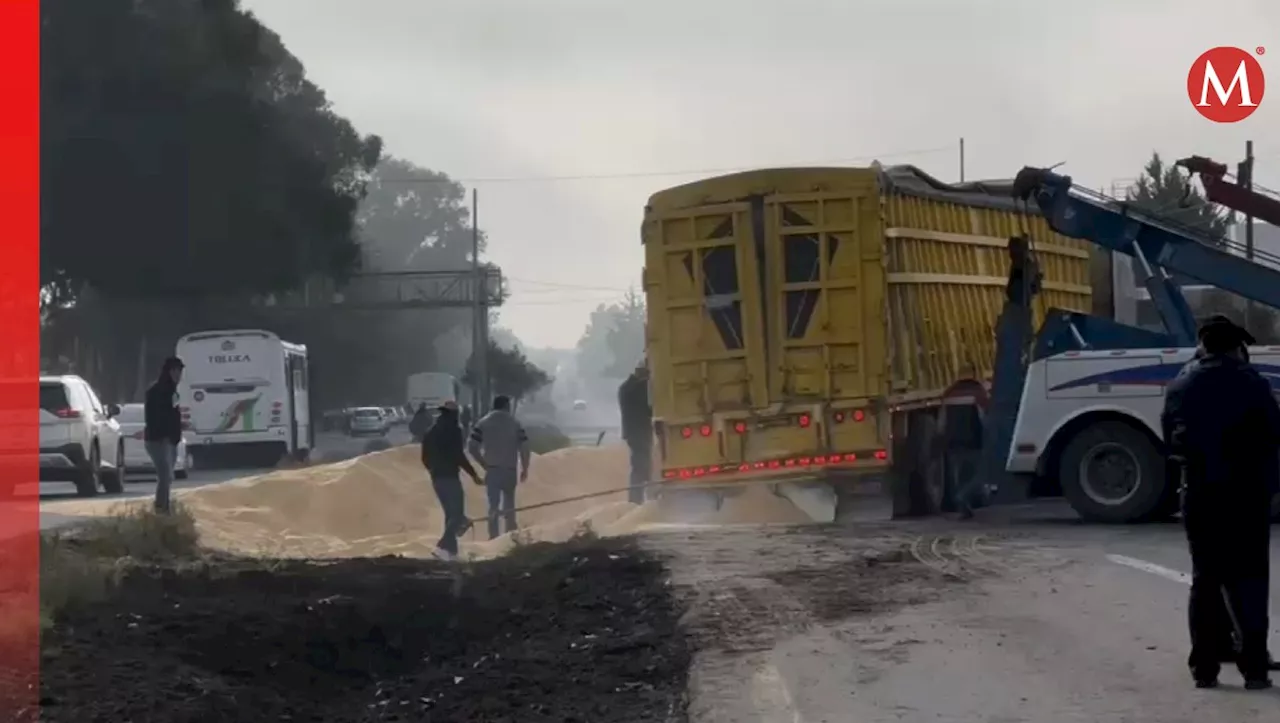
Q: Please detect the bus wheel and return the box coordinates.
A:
[1058,420,1165,524]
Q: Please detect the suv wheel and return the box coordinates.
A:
[75,443,101,497]
[100,442,125,494]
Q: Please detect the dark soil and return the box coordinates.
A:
[38,537,690,723]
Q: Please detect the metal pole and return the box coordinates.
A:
[959,137,965,182]
[470,188,483,413]
[1245,140,1255,260]
[1244,140,1255,333]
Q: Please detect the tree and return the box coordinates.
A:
[1125,152,1234,242]
[40,0,382,301]
[1126,152,1280,342]
[463,340,553,406]
[575,288,646,380]
[358,157,481,272]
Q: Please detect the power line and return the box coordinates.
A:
[503,296,632,307]
[374,144,956,185]
[506,276,632,293]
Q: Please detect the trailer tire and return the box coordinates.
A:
[1058,420,1166,523]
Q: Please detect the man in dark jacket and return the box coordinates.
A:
[144,357,185,514]
[1163,316,1280,689]
[618,361,653,505]
[421,400,482,561]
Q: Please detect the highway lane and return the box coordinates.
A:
[657,500,1280,722]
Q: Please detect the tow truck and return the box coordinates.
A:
[963,156,1280,523]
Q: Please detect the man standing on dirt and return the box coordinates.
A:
[144,356,185,514]
[618,360,652,505]
[422,400,482,561]
[1163,315,1280,690]
[468,395,531,539]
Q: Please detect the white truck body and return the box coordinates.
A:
[1008,345,1280,475]
[407,372,461,411]
[176,329,312,458]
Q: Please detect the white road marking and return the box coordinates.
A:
[1106,554,1192,585]
[750,663,806,723]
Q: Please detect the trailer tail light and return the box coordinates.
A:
[853,409,866,422]
[833,411,845,423]
[733,421,747,434]
[699,424,712,437]
[680,426,693,439]
[798,414,811,428]
[660,450,887,479]
[831,409,865,424]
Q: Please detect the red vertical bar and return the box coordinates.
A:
[0,0,42,720]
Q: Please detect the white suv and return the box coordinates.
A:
[39,375,126,496]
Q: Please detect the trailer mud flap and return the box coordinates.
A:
[771,481,837,523]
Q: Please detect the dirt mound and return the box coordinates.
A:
[180,444,635,558]
[44,443,820,559]
[38,537,690,723]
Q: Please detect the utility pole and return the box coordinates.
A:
[1242,140,1255,332]
[470,188,489,415]
[958,137,965,182]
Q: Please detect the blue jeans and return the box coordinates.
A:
[145,440,177,514]
[432,474,466,556]
[485,467,518,539]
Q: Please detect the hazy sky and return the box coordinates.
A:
[243,0,1278,349]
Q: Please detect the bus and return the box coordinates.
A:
[175,329,312,467]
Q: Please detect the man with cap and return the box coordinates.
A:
[144,356,185,514]
[1162,315,1280,689]
[618,359,653,505]
[421,400,482,561]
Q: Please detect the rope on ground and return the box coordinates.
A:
[462,475,811,526]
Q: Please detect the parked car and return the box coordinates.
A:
[114,403,192,480]
[348,407,388,436]
[382,406,405,425]
[39,375,126,496]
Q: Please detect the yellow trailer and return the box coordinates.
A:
[641,165,1096,519]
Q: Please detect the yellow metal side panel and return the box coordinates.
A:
[882,195,1093,396]
[641,201,768,429]
[762,179,887,404]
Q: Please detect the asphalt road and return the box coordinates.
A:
[659,500,1280,722]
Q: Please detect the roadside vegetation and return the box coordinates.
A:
[39,505,200,630]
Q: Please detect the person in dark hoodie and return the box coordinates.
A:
[144,356,185,514]
[618,360,653,505]
[421,400,483,561]
[1168,315,1280,676]
[1163,315,1280,689]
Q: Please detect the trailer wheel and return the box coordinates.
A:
[1058,420,1166,523]
[890,411,945,518]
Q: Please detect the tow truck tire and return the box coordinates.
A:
[1058,421,1166,523]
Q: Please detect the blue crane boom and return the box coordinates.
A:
[1011,165,1280,346]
